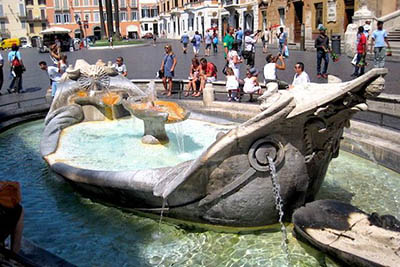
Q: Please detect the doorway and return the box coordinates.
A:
[293,1,303,43]
[153,23,159,36]
[93,26,101,40]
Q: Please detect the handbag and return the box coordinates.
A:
[351,54,358,66]
[242,50,251,59]
[222,62,229,76]
[191,37,196,44]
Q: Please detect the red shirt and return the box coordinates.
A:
[357,33,367,54]
[202,62,217,78]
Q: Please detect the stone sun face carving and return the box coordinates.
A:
[77,65,111,92]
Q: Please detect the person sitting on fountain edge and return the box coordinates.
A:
[113,57,128,77]
[289,62,310,89]
[198,58,217,97]
[39,61,62,98]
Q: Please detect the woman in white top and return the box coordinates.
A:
[243,67,261,102]
[227,42,242,79]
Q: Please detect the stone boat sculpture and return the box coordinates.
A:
[41,59,387,227]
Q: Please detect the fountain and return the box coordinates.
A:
[1,58,400,265]
[39,59,391,229]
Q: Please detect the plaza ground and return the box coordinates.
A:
[0,39,399,98]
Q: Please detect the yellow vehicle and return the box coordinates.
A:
[0,38,21,50]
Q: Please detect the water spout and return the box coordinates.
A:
[267,156,290,265]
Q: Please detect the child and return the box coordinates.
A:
[113,57,128,77]
[225,67,239,102]
[243,67,262,102]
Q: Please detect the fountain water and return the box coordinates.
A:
[267,156,290,265]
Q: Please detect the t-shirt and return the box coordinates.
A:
[278,32,287,44]
[205,33,212,44]
[113,63,127,75]
[8,51,21,63]
[194,34,202,46]
[228,50,240,70]
[244,35,256,52]
[47,66,61,82]
[292,71,310,87]
[236,30,243,41]
[243,77,260,93]
[226,75,239,90]
[203,62,217,78]
[181,34,189,44]
[263,63,277,80]
[223,34,235,57]
[357,33,367,54]
[372,29,388,48]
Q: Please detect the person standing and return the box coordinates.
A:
[262,27,270,53]
[192,31,202,57]
[276,27,287,54]
[351,26,367,77]
[39,61,62,97]
[212,33,219,54]
[181,31,190,54]
[244,30,260,68]
[0,53,3,95]
[160,44,177,97]
[204,30,213,56]
[153,34,157,46]
[370,21,391,68]
[8,44,24,94]
[289,62,310,89]
[235,27,243,54]
[113,56,128,77]
[223,26,235,60]
[363,20,371,39]
[314,26,330,79]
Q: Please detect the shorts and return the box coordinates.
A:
[206,43,211,49]
[193,46,200,54]
[183,43,188,48]
[206,77,216,83]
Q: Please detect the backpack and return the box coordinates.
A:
[12,52,21,67]
[213,36,218,44]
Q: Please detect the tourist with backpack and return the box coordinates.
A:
[7,44,24,94]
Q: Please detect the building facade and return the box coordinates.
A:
[0,0,29,40]
[25,0,49,45]
[46,0,142,39]
[139,0,158,37]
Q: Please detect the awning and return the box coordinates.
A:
[40,27,71,34]
[126,25,139,32]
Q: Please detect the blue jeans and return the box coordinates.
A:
[9,73,23,93]
[317,50,329,75]
[51,81,59,97]
[279,42,284,54]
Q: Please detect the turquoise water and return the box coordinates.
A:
[51,118,234,171]
[1,120,400,266]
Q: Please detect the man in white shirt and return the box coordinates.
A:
[113,57,128,77]
[290,62,310,89]
[263,53,288,89]
[39,61,62,97]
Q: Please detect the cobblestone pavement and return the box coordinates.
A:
[0,39,398,97]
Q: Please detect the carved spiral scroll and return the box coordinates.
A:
[248,137,285,172]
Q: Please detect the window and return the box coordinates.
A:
[55,14,61,23]
[21,22,26,28]
[27,9,33,20]
[130,0,137,8]
[0,21,5,31]
[103,12,107,20]
[38,0,46,5]
[150,8,157,17]
[74,0,80,7]
[26,0,34,5]
[41,23,46,30]
[93,0,98,5]
[40,9,46,20]
[315,3,323,29]
[83,0,89,6]
[120,0,126,8]
[131,10,138,21]
[141,8,149,18]
[19,4,26,16]
[64,13,70,23]
[120,12,126,21]
[55,0,60,9]
[74,13,81,22]
[167,2,169,11]
[278,8,285,26]
[29,23,34,33]
[0,5,3,17]
[63,0,68,8]
[144,23,148,31]
[93,12,99,22]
